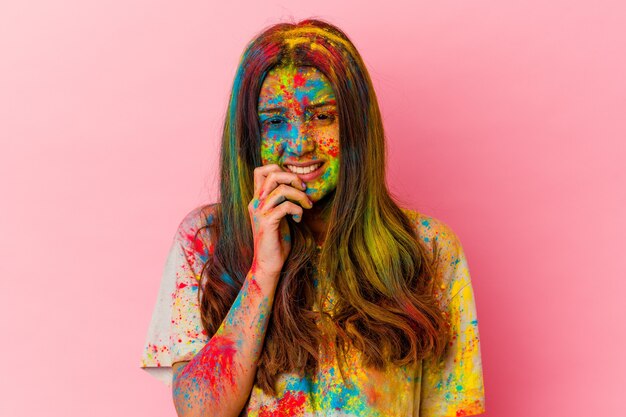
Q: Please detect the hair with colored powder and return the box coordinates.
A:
[194,18,450,396]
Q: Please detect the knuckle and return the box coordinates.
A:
[285,201,298,210]
[265,170,275,180]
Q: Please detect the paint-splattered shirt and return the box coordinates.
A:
[140,204,486,416]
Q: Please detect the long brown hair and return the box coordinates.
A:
[196,19,450,396]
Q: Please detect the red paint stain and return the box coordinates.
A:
[179,335,239,402]
[258,390,306,416]
[364,385,381,405]
[247,276,262,296]
[293,72,306,88]
[323,137,339,157]
[455,400,484,416]
[184,231,206,256]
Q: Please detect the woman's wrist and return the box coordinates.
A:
[248,258,281,293]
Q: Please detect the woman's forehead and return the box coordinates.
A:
[258,65,334,105]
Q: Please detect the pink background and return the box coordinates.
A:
[1,1,624,416]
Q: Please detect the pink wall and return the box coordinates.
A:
[1,1,624,416]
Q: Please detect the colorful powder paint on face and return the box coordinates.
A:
[258,64,340,203]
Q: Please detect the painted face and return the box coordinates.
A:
[258,64,340,203]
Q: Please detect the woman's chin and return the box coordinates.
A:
[307,188,336,206]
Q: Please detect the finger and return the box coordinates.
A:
[259,170,307,200]
[253,164,283,198]
[261,184,312,214]
[268,201,304,224]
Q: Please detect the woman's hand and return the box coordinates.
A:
[248,164,313,278]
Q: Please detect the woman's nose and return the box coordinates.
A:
[284,123,315,156]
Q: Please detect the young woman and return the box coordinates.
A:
[140,19,485,417]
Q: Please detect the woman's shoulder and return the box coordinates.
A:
[400,207,472,308]
[173,203,221,263]
[401,207,461,248]
[175,203,220,236]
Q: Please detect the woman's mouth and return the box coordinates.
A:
[285,162,325,181]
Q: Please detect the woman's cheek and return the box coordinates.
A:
[260,138,283,164]
[316,133,340,158]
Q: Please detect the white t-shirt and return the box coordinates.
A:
[139,204,486,416]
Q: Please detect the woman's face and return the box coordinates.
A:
[257,64,340,203]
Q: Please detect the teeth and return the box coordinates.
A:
[286,163,320,174]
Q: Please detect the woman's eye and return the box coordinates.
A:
[265,118,284,128]
[313,113,336,122]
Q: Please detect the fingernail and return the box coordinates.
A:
[301,181,307,189]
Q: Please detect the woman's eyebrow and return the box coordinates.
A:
[258,101,337,115]
[306,100,337,111]
[258,106,285,115]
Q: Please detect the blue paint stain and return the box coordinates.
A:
[226,285,245,326]
[285,374,314,392]
[327,381,361,410]
[317,367,364,411]
[221,272,235,286]
[267,95,283,107]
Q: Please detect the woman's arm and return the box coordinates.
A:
[171,266,279,417]
[171,164,309,416]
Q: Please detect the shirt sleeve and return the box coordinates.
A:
[418,221,486,417]
[139,205,213,387]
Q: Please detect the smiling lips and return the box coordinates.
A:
[286,163,321,174]
[284,162,325,181]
